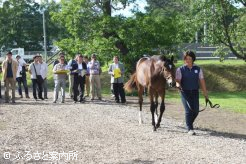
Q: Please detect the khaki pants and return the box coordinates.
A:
[4,78,16,102]
[90,75,101,99]
[69,74,74,97]
[54,79,66,102]
[85,75,90,96]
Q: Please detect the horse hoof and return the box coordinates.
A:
[139,121,143,125]
[156,123,160,129]
[153,127,157,132]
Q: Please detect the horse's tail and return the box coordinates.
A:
[124,72,137,93]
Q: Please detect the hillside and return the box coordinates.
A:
[198,61,246,92]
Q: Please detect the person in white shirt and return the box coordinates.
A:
[16,55,29,98]
[28,55,44,100]
[38,55,48,99]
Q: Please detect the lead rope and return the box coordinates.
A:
[178,87,220,112]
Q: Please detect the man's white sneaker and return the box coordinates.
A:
[188,130,196,135]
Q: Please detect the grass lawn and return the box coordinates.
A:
[165,90,246,114]
[176,59,246,67]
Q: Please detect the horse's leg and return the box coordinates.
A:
[154,91,158,124]
[156,89,165,129]
[138,85,144,124]
[149,88,156,131]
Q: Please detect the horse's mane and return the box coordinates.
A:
[151,55,168,62]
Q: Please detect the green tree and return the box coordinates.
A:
[183,0,246,60]
[51,0,179,68]
[40,0,70,50]
[0,0,44,50]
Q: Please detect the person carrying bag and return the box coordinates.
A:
[33,65,44,84]
[28,55,44,100]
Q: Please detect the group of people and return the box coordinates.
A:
[0,52,49,102]
[0,52,126,105]
[1,50,208,135]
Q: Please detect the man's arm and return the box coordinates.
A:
[108,64,113,75]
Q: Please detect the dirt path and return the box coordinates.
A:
[126,96,246,138]
[0,95,245,163]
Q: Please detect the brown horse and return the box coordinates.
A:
[124,55,176,131]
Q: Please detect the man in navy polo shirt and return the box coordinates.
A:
[176,50,209,135]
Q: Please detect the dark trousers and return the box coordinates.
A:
[32,79,43,99]
[181,90,199,130]
[113,83,126,103]
[16,77,29,96]
[0,80,2,98]
[42,78,48,98]
[73,75,85,101]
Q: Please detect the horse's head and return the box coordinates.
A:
[160,56,176,88]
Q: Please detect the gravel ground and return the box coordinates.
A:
[0,94,245,164]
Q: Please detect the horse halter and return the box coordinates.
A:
[160,61,175,85]
[161,68,175,87]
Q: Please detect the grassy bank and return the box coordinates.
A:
[165,91,246,114]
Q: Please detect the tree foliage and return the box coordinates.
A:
[51,0,179,69]
[1,0,245,64]
[0,0,65,51]
[183,0,246,60]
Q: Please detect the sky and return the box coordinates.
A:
[112,0,147,17]
[34,0,147,17]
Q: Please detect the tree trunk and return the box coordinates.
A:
[102,0,129,55]
[220,0,246,61]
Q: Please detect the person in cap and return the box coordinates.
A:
[87,54,102,100]
[53,52,67,68]
[1,52,18,103]
[53,55,68,103]
[16,55,29,98]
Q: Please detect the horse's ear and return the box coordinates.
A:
[171,56,174,62]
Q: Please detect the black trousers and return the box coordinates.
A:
[113,83,126,103]
[16,77,29,96]
[0,80,2,98]
[32,79,43,99]
[73,75,85,101]
[181,90,199,130]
